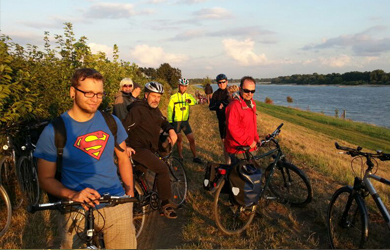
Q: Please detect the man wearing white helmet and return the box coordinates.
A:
[167,78,202,164]
[113,78,134,121]
[123,81,179,219]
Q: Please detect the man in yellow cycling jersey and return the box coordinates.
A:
[167,78,202,164]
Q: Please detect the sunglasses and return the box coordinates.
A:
[218,80,227,84]
[242,88,256,94]
[123,85,133,87]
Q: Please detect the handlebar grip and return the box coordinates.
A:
[277,123,284,130]
[27,204,58,213]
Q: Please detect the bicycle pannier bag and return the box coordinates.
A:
[229,161,262,207]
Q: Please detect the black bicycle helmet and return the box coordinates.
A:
[144,81,164,94]
[216,74,227,82]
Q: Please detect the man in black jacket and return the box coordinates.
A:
[209,73,230,164]
[123,81,179,219]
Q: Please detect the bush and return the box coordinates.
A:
[287,96,293,103]
[265,97,274,104]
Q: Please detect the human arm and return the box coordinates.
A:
[167,96,175,123]
[116,141,134,197]
[186,93,197,106]
[37,158,101,209]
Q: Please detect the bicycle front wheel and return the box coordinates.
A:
[133,182,146,238]
[213,179,255,235]
[167,157,187,207]
[0,184,12,237]
[266,162,312,207]
[0,156,23,209]
[327,186,368,249]
[16,156,40,205]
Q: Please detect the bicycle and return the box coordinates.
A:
[213,123,313,234]
[0,124,23,237]
[327,142,390,249]
[132,151,187,238]
[16,121,48,206]
[28,194,138,249]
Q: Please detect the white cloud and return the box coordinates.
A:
[84,3,135,19]
[319,54,352,67]
[88,43,113,57]
[223,38,268,66]
[130,44,188,67]
[193,7,231,20]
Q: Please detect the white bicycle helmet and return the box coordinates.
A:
[179,78,189,86]
[144,81,164,94]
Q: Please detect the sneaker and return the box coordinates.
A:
[193,157,203,164]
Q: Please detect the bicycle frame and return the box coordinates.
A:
[362,170,390,230]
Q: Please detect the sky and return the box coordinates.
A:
[1,0,390,79]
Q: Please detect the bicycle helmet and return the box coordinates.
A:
[216,74,227,82]
[179,78,189,86]
[144,81,164,94]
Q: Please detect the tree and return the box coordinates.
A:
[156,63,181,88]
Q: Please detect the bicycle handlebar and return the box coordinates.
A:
[28,194,138,214]
[235,123,284,151]
[335,142,390,161]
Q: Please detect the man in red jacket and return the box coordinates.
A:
[225,76,260,165]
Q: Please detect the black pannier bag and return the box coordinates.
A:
[229,161,262,207]
[203,162,230,192]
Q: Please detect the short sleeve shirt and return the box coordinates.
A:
[34,111,127,196]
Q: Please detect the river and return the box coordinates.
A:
[210,84,390,129]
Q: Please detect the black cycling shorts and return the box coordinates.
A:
[171,121,193,135]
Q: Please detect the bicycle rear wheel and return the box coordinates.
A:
[167,157,187,207]
[16,156,40,205]
[0,184,12,237]
[0,156,23,209]
[266,162,312,207]
[133,182,146,238]
[213,179,255,235]
[327,186,368,249]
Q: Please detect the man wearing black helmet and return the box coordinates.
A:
[123,81,179,219]
[209,73,230,164]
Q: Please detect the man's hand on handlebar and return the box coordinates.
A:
[69,187,101,210]
[168,129,178,146]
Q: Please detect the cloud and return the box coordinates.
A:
[88,43,113,57]
[209,25,275,38]
[130,44,188,67]
[302,26,390,56]
[169,29,206,41]
[193,7,231,20]
[84,3,136,19]
[2,31,44,47]
[223,38,268,66]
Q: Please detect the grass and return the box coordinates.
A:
[1,86,390,248]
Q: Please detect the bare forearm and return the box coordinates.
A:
[39,177,77,200]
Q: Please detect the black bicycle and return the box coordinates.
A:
[213,123,313,234]
[28,194,138,249]
[16,121,48,206]
[132,151,187,238]
[327,142,390,249]
[0,124,23,237]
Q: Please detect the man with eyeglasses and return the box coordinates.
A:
[225,76,260,165]
[34,68,136,248]
[113,78,134,121]
[209,73,230,163]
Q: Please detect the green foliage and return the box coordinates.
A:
[286,96,293,103]
[156,63,182,88]
[202,76,212,88]
[0,22,150,126]
[264,97,273,104]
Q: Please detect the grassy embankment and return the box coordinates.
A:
[1,86,390,248]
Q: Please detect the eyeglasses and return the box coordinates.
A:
[74,86,105,99]
[242,88,256,94]
[123,85,133,88]
[218,80,227,84]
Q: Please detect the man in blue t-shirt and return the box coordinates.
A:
[34,68,136,249]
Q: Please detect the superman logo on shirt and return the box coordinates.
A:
[74,131,110,160]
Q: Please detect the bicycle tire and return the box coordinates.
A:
[327,186,368,249]
[213,179,255,235]
[167,157,187,207]
[16,156,40,205]
[0,184,12,237]
[0,156,23,209]
[266,162,312,207]
[133,182,146,238]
